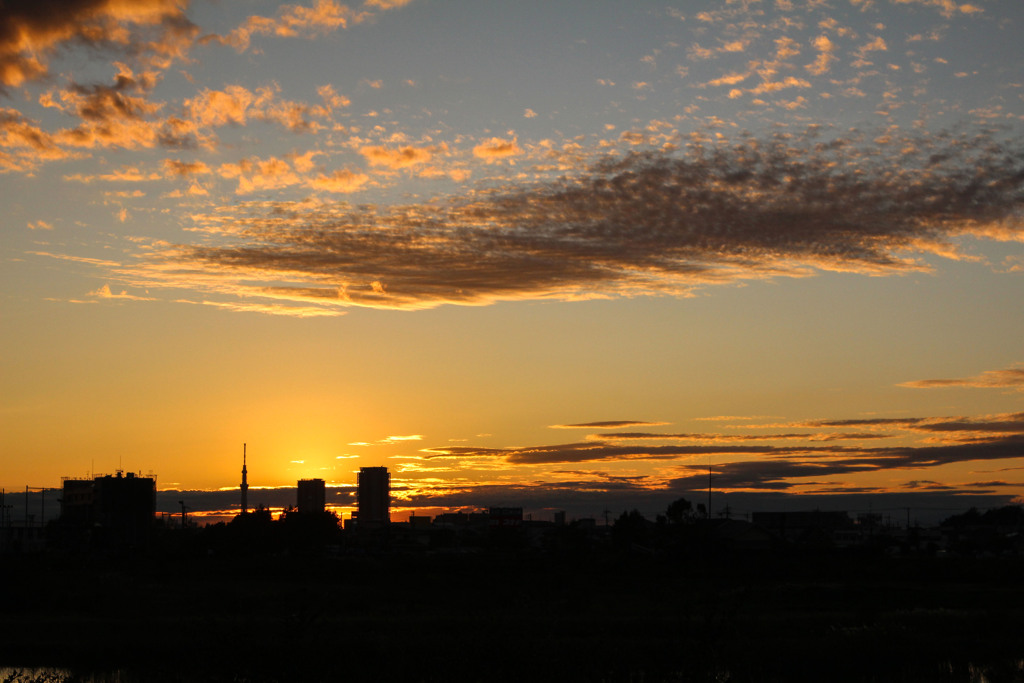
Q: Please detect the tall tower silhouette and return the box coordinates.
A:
[241,443,249,515]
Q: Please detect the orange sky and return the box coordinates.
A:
[2,0,1023,522]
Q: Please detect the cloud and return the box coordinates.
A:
[806,34,837,75]
[0,108,69,167]
[596,431,893,443]
[309,168,370,193]
[0,0,197,88]
[90,283,155,301]
[363,0,416,9]
[899,366,1024,391]
[218,0,367,52]
[187,86,266,127]
[891,0,983,19]
[549,421,670,430]
[177,299,345,317]
[21,65,207,153]
[164,159,212,177]
[852,35,887,67]
[125,128,1024,313]
[800,413,1024,438]
[418,421,1024,496]
[472,137,521,160]
[360,145,433,169]
[184,84,325,134]
[220,156,302,194]
[425,441,827,466]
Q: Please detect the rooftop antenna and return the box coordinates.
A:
[240,443,249,515]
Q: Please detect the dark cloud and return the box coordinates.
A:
[913,413,1024,434]
[807,413,1024,435]
[549,420,669,429]
[809,418,926,428]
[424,441,825,465]
[420,432,1024,502]
[598,431,893,442]
[669,459,884,492]
[138,128,1024,312]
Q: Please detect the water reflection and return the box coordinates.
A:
[1,669,76,683]
[5,662,1024,683]
[2,669,147,683]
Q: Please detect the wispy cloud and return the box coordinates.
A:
[410,410,1024,499]
[899,365,1024,391]
[215,1,366,52]
[90,284,155,301]
[549,420,670,430]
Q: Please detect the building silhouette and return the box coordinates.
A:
[357,467,389,527]
[58,471,156,549]
[297,478,326,514]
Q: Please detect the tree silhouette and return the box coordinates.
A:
[665,497,696,525]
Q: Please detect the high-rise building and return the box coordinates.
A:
[58,471,156,548]
[357,467,389,527]
[297,478,326,514]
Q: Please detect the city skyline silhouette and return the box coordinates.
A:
[1,1,1023,678]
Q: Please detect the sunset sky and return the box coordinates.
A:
[2,0,1023,523]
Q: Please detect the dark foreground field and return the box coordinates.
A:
[3,550,1024,682]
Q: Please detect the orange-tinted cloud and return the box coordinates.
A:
[472,137,521,160]
[309,168,370,193]
[219,0,367,52]
[0,0,197,87]
[360,145,432,169]
[0,107,73,170]
[187,86,263,127]
[124,128,1023,312]
[90,283,155,301]
[900,366,1024,391]
[164,159,212,177]
[806,34,836,75]
[220,156,303,194]
[891,0,983,19]
[363,0,415,9]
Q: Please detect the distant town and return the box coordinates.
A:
[6,458,1024,683]
[4,454,1024,559]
